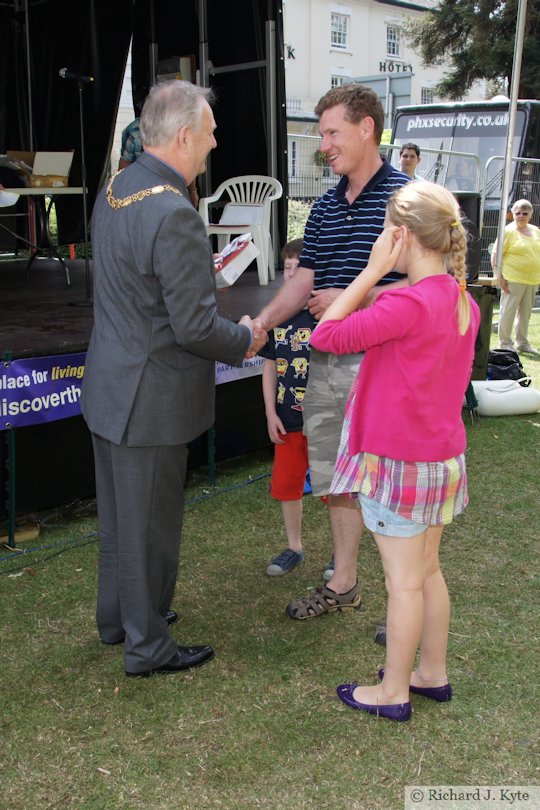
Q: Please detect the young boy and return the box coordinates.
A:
[257,239,316,575]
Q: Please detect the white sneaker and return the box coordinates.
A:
[322,554,334,582]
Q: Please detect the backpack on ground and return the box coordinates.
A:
[487,349,531,387]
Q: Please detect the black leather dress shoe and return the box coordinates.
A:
[101,636,125,646]
[125,644,215,677]
[164,609,178,626]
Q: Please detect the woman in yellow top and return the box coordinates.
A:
[492,199,540,354]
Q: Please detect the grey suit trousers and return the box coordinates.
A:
[92,433,188,673]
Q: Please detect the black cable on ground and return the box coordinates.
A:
[0,470,271,575]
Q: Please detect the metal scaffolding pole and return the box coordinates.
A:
[492,0,528,279]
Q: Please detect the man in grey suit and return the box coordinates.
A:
[81,80,262,677]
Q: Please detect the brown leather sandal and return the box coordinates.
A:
[286,582,361,620]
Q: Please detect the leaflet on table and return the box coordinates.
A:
[214,233,260,288]
[0,154,32,182]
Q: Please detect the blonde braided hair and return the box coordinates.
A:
[386,181,471,335]
[449,220,470,334]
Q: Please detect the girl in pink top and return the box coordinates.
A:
[310,181,480,722]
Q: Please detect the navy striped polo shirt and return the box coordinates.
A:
[300,160,410,290]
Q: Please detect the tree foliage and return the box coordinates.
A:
[287,199,312,241]
[404,0,540,99]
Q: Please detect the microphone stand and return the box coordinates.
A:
[69,77,92,307]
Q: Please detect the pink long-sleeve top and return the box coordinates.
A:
[310,274,481,462]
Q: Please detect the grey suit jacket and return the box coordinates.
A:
[81,152,251,446]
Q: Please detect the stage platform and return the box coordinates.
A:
[1,256,284,359]
[1,256,282,519]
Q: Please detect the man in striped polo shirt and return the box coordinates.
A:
[256,84,409,632]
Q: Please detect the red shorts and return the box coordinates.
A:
[270,430,309,501]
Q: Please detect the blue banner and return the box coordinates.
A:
[1,352,263,431]
[1,353,86,430]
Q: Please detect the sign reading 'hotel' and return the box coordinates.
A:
[379,61,413,73]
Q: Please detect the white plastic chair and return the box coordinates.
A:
[199,175,283,285]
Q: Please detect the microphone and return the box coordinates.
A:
[59,68,94,84]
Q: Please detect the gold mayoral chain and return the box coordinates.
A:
[106,171,183,209]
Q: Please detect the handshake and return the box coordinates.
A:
[239,315,268,359]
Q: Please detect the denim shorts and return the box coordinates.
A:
[359,494,429,538]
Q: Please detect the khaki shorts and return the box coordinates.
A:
[302,348,363,497]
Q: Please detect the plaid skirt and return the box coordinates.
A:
[330,390,469,526]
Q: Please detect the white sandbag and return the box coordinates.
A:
[468,379,540,416]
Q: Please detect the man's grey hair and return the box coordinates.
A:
[140,80,215,148]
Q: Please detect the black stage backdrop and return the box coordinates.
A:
[0,0,287,247]
[0,0,287,517]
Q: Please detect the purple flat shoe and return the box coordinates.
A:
[336,682,411,722]
[378,668,453,702]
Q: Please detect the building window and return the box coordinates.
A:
[421,87,434,104]
[331,13,349,50]
[331,75,347,88]
[289,139,297,179]
[386,25,400,57]
[287,98,302,114]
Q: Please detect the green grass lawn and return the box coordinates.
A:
[1,313,539,809]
